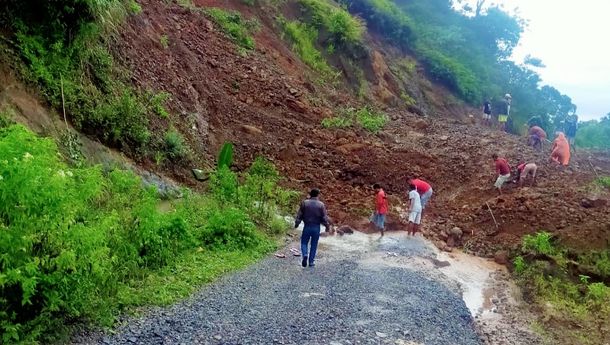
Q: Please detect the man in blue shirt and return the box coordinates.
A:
[294,188,332,267]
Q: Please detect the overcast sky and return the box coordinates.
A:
[505,0,610,121]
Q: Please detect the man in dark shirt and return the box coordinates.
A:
[492,153,511,195]
[483,100,492,126]
[294,188,331,267]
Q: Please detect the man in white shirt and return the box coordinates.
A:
[407,183,422,236]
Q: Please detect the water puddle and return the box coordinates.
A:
[437,250,505,317]
[311,228,505,318]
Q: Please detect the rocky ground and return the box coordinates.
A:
[73,230,542,345]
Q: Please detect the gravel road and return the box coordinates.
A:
[74,232,483,345]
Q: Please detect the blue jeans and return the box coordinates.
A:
[301,224,321,264]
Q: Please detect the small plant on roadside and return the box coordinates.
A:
[513,255,527,274]
[159,34,170,49]
[522,231,554,255]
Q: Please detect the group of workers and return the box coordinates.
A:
[293,96,579,268]
[294,178,433,267]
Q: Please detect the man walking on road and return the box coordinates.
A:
[492,154,511,194]
[407,184,422,236]
[371,183,388,236]
[408,177,433,222]
[294,188,331,268]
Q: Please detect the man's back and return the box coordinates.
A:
[295,198,330,227]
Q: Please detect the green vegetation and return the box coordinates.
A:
[575,114,610,149]
[164,128,189,160]
[513,232,610,344]
[341,0,576,133]
[596,176,610,188]
[159,34,170,49]
[279,17,335,76]
[322,106,388,133]
[0,0,158,152]
[205,8,259,50]
[217,142,235,169]
[149,91,172,119]
[0,124,295,343]
[299,0,364,47]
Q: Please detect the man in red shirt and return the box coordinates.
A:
[492,153,511,194]
[372,183,388,236]
[407,177,433,221]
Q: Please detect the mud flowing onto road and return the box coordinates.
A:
[75,229,542,345]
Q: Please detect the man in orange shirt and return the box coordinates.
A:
[372,183,388,236]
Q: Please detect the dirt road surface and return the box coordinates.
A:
[74,230,542,345]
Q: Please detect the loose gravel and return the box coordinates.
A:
[74,233,481,345]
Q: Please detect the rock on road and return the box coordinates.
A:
[76,232,484,345]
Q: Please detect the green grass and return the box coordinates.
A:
[596,176,610,188]
[159,34,169,49]
[321,106,388,133]
[0,124,294,343]
[322,116,353,129]
[323,106,389,133]
[513,231,610,345]
[279,17,335,76]
[118,242,272,306]
[205,8,258,50]
[299,0,364,46]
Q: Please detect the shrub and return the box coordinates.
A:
[164,128,188,160]
[0,124,294,342]
[355,106,388,133]
[513,255,526,274]
[149,91,171,118]
[299,0,364,46]
[522,231,554,256]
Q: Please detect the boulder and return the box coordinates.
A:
[286,98,309,113]
[580,198,607,208]
[191,168,208,181]
[337,225,355,234]
[494,250,510,265]
[240,124,263,136]
[449,226,463,238]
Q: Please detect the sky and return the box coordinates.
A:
[504,0,610,121]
